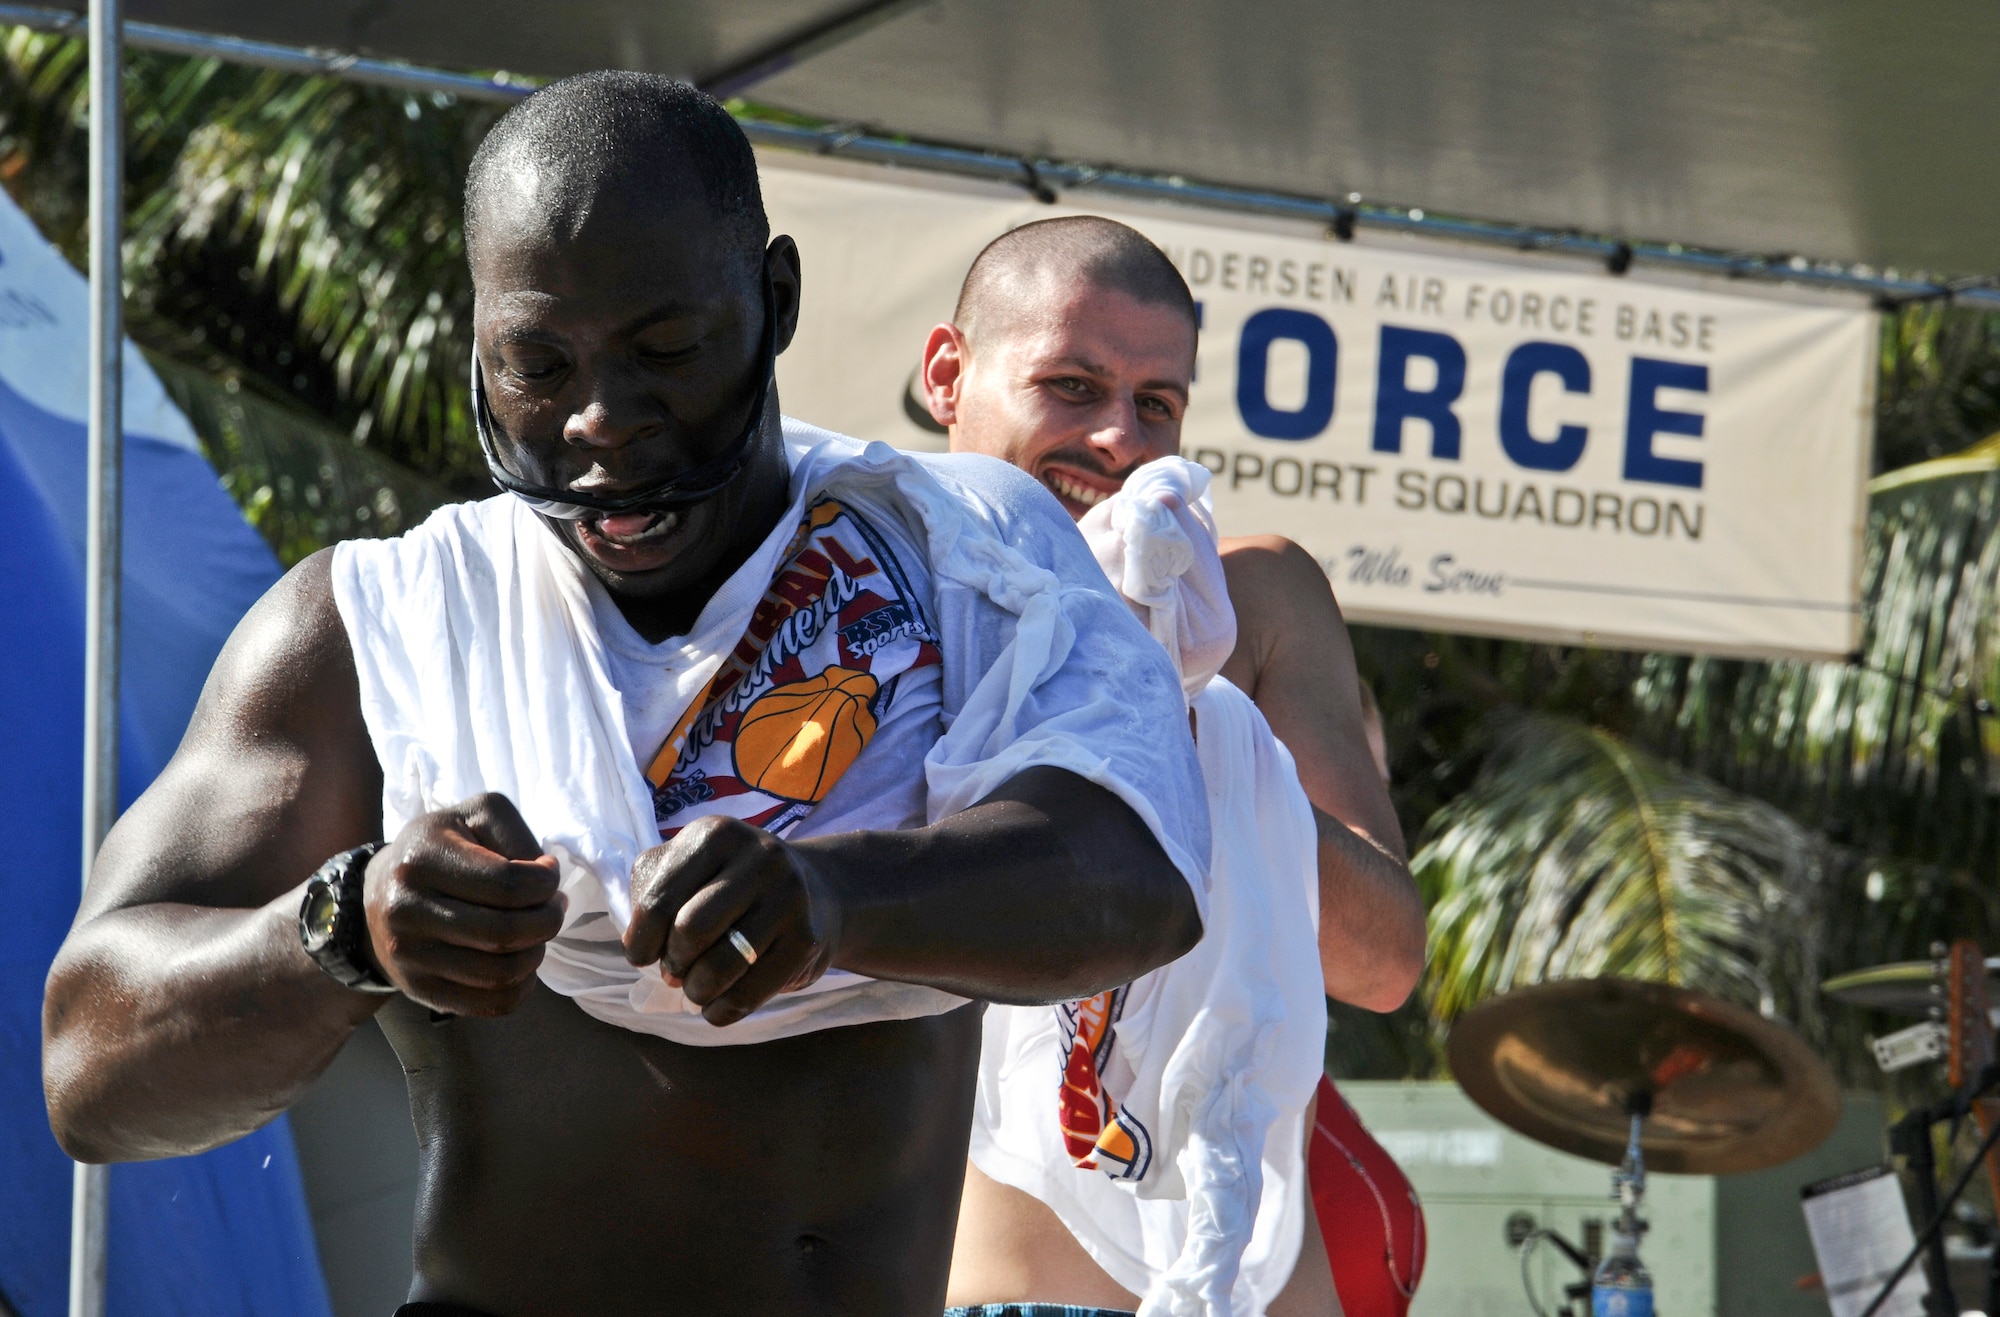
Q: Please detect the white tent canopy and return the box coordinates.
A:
[33,0,2000,278]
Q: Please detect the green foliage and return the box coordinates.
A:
[1633,443,2000,876]
[1355,450,2000,1084]
[147,349,451,566]
[1878,302,2000,472]
[125,70,498,484]
[1417,712,1826,1031]
[0,28,88,251]
[1350,628,1644,846]
[1618,446,2000,1085]
[0,27,499,499]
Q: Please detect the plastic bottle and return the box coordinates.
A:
[1591,1223,1654,1317]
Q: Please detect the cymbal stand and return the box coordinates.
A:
[1612,1095,1649,1242]
[1587,1095,1656,1314]
[1986,1190,1999,1317]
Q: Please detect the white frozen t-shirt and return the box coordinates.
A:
[331,420,1211,1047]
[585,510,945,845]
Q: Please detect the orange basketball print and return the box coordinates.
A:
[733,667,881,803]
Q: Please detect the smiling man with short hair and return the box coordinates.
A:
[925,216,1427,1316]
[43,78,1210,1317]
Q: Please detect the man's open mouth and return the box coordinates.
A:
[580,509,682,548]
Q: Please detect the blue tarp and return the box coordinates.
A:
[0,365,335,1316]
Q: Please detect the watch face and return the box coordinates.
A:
[302,881,340,952]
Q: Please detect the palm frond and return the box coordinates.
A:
[0,27,90,257]
[147,349,452,566]
[125,69,498,483]
[1633,440,2000,870]
[1878,302,2000,471]
[0,29,498,487]
[1418,711,1827,1034]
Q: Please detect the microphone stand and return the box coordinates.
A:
[1862,1060,2000,1317]
[1890,1098,1961,1316]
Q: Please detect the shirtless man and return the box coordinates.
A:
[921,217,1427,1314]
[42,79,1208,1317]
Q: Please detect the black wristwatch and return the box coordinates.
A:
[299,842,397,995]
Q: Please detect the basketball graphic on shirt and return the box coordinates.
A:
[733,666,881,803]
[650,497,940,839]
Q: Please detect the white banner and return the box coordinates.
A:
[763,154,1876,659]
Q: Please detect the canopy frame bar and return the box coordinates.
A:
[1,0,1990,308]
[0,1,1992,307]
[697,0,937,99]
[0,1,537,98]
[736,119,2000,308]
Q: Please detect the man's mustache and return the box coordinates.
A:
[1036,449,1145,486]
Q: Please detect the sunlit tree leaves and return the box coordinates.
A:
[1418,712,1827,1035]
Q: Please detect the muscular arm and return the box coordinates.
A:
[44,551,386,1163]
[1218,536,1426,1011]
[815,766,1200,1003]
[627,766,1204,1025]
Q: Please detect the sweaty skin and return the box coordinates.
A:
[925,265,1421,1313]
[42,177,1201,1314]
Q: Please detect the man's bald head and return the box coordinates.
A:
[464,71,800,612]
[954,216,1195,352]
[926,216,1196,517]
[464,71,768,268]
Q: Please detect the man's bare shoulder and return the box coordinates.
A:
[1219,534,1345,654]
[1220,533,1338,596]
[187,548,356,744]
[79,547,378,920]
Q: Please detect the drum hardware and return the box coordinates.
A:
[1940,940,2000,1220]
[1862,1076,2000,1317]
[1447,977,1841,1175]
[1872,1020,1949,1073]
[1592,1095,1655,1314]
[1449,976,1841,1315]
[1821,956,2000,1020]
[1504,1211,1604,1317]
[1826,940,2000,1317]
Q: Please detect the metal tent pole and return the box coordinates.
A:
[70,0,120,1311]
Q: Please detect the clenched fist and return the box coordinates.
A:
[623,815,842,1027]
[364,792,565,1016]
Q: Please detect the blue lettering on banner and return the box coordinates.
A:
[1373,325,1466,459]
[1345,544,1410,586]
[1498,341,1591,472]
[1236,307,1337,439]
[1426,553,1506,595]
[1624,357,1707,489]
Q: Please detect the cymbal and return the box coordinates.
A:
[1821,958,2000,1016]
[1447,977,1841,1175]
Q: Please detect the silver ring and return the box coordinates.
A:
[727,928,758,966]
